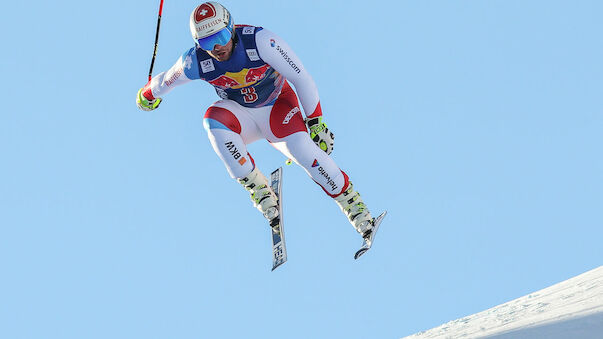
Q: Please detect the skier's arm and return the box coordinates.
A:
[137,48,201,110]
[255,29,322,119]
[256,29,334,153]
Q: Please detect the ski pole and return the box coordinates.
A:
[148,0,165,82]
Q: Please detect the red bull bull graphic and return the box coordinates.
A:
[208,65,272,89]
[208,75,240,88]
[245,64,270,83]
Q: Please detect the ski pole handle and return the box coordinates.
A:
[148,0,165,82]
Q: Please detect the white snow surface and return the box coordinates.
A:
[403,266,603,339]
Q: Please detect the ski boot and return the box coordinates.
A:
[238,167,279,221]
[334,182,374,239]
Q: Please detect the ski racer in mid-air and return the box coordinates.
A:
[136,1,381,244]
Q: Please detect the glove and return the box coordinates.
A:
[136,88,162,111]
[306,116,334,155]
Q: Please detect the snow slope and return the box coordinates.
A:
[403,266,603,339]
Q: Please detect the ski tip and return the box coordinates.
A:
[271,261,286,271]
[353,211,387,260]
[354,248,369,260]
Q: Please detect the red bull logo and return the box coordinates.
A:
[208,65,271,89]
[245,65,270,83]
[208,75,240,88]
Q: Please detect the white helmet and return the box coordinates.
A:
[189,2,234,50]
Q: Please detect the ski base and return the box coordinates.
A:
[354,211,387,259]
[269,167,287,271]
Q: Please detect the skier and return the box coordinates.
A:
[136,2,379,241]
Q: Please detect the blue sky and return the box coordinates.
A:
[1,1,602,338]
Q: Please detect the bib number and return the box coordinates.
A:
[241,87,258,103]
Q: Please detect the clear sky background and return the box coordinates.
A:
[1,1,602,338]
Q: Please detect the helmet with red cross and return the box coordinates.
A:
[189,2,234,50]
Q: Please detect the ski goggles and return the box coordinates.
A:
[197,26,233,51]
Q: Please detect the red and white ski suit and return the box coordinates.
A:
[141,25,349,196]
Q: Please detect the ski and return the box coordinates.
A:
[354,211,387,259]
[269,167,287,271]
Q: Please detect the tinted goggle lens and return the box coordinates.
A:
[197,28,232,50]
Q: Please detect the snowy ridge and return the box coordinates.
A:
[403,266,603,339]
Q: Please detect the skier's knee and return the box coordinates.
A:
[203,106,242,134]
